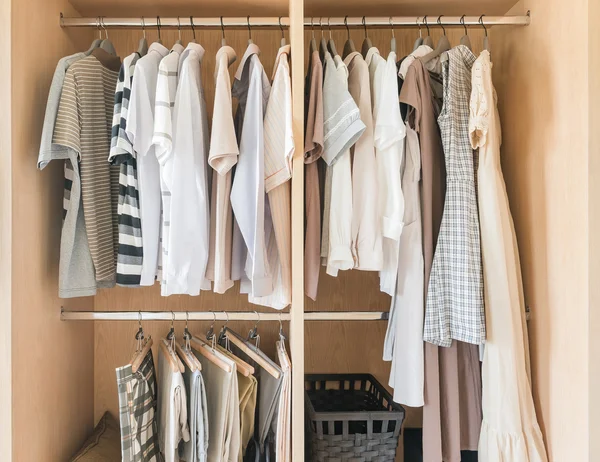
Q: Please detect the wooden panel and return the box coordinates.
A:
[492,1,589,460]
[92,27,294,422]
[302,25,485,462]
[10,1,96,461]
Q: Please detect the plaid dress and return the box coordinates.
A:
[424,45,485,347]
[116,350,161,462]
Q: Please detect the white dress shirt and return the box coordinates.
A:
[231,44,273,297]
[126,42,169,286]
[165,42,211,295]
[366,48,406,296]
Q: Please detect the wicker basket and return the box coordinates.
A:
[305,374,405,462]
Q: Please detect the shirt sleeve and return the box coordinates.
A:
[109,63,127,164]
[399,64,422,133]
[322,56,365,165]
[126,69,154,158]
[52,67,81,160]
[153,61,175,167]
[230,60,273,297]
[469,62,490,150]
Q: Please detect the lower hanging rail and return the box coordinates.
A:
[60,309,389,321]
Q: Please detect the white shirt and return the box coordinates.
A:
[366,48,406,296]
[165,42,211,296]
[126,42,169,286]
[231,44,273,297]
[207,45,238,294]
[325,54,355,276]
[152,44,185,294]
[397,44,437,79]
[157,346,190,462]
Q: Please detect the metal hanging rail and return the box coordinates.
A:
[59,14,531,29]
[60,310,389,321]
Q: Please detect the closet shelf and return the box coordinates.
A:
[60,310,390,321]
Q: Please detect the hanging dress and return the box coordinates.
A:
[471,50,548,462]
[424,45,485,348]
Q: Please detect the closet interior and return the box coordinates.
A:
[7,0,595,460]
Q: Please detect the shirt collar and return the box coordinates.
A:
[149,41,169,58]
[343,51,363,67]
[272,44,291,79]
[364,46,381,66]
[235,42,261,80]
[183,41,205,61]
[170,43,185,55]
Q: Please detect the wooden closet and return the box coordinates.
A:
[1,0,598,460]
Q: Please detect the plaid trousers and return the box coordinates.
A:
[116,350,161,462]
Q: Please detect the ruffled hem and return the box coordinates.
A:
[478,419,548,462]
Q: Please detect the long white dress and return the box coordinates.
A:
[471,50,548,462]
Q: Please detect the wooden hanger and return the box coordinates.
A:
[422,16,434,48]
[341,16,355,59]
[190,336,233,373]
[131,336,153,373]
[420,16,450,65]
[216,344,255,377]
[459,15,472,51]
[413,17,424,51]
[175,342,200,372]
[360,17,374,58]
[225,327,281,379]
[137,17,148,56]
[99,17,117,56]
[327,18,339,57]
[160,339,184,373]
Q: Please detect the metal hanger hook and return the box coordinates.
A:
[311,17,314,38]
[171,311,175,329]
[319,17,324,37]
[177,16,181,41]
[423,15,430,36]
[101,17,109,39]
[185,311,189,330]
[247,15,252,41]
[328,17,333,40]
[416,17,422,38]
[362,16,368,38]
[141,17,146,39]
[389,17,395,38]
[460,15,468,35]
[279,16,284,39]
[437,15,446,35]
[206,312,217,341]
[96,17,101,40]
[223,311,229,329]
[344,16,350,40]
[156,16,161,41]
[479,14,488,37]
[190,16,196,40]
[220,16,225,40]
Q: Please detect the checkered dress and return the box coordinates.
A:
[116,350,161,462]
[424,46,485,347]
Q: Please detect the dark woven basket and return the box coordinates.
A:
[305,374,405,462]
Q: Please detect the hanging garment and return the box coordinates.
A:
[344,51,383,271]
[322,51,366,276]
[397,45,438,80]
[181,362,209,462]
[151,43,185,293]
[425,45,485,347]
[116,350,160,462]
[383,122,425,407]
[366,47,405,295]
[231,44,273,297]
[304,48,324,300]
[127,42,169,286]
[109,52,143,287]
[38,51,98,298]
[157,346,190,462]
[192,344,239,462]
[273,341,291,462]
[238,371,258,458]
[206,45,238,294]
[53,48,121,287]
[163,43,211,296]
[471,50,548,462]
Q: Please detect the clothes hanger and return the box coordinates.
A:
[189,312,233,373]
[360,17,374,58]
[479,15,490,52]
[131,312,154,373]
[247,16,253,45]
[420,15,450,64]
[279,17,286,46]
[174,312,201,372]
[190,16,197,43]
[460,15,472,50]
[175,17,183,45]
[327,17,339,57]
[213,312,255,377]
[413,17,424,51]
[137,17,148,56]
[163,312,185,373]
[220,17,226,46]
[247,311,262,348]
[342,16,355,59]
[319,18,328,59]
[160,339,183,372]
[225,327,281,379]
[84,17,103,56]
[389,17,397,53]
[422,16,434,48]
[99,17,117,56]
[156,16,163,45]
